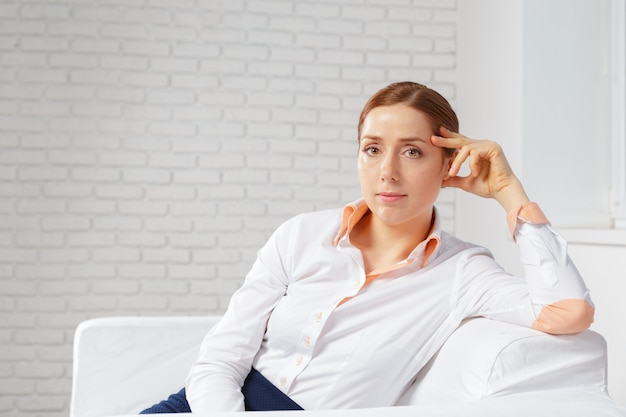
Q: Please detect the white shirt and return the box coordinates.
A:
[186,200,593,412]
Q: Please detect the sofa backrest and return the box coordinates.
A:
[70,316,608,417]
[70,316,220,417]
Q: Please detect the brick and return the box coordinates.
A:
[140,279,189,295]
[194,217,244,232]
[413,23,455,38]
[294,63,340,80]
[272,108,317,124]
[46,85,94,101]
[248,61,294,76]
[294,3,340,17]
[95,184,143,200]
[222,169,268,184]
[144,218,193,232]
[412,53,455,68]
[168,264,217,279]
[117,233,167,247]
[269,15,315,31]
[148,121,197,137]
[42,183,92,197]
[169,295,219,312]
[14,265,65,280]
[245,122,293,139]
[15,396,66,412]
[171,74,219,90]
[39,249,89,263]
[191,248,241,264]
[269,137,316,154]
[1,149,46,165]
[40,216,90,231]
[100,54,149,70]
[216,202,265,217]
[124,105,171,120]
[0,84,45,100]
[150,57,198,73]
[39,281,89,296]
[387,7,433,21]
[120,71,169,87]
[246,154,292,169]
[123,168,171,184]
[117,201,167,216]
[0,379,36,395]
[49,53,99,69]
[0,248,37,263]
[101,23,149,39]
[0,21,45,35]
[146,90,195,105]
[199,59,246,74]
[149,25,196,41]
[97,86,144,103]
[294,186,341,202]
[342,5,386,19]
[14,233,64,248]
[118,264,166,279]
[36,379,72,395]
[316,19,363,35]
[15,297,66,313]
[71,38,119,54]
[174,11,219,27]
[117,295,168,311]
[1,52,47,67]
[90,248,140,262]
[169,202,217,217]
[195,184,245,200]
[0,280,37,296]
[14,362,65,378]
[168,233,218,248]
[66,233,116,247]
[72,102,122,117]
[125,8,171,24]
[92,280,140,295]
[66,296,116,311]
[221,76,268,91]
[145,186,195,200]
[247,30,294,47]
[172,170,220,185]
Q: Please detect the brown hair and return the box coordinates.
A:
[358,81,459,156]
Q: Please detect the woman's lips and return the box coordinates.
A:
[377,192,406,203]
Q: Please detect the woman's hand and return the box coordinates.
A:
[431,127,530,213]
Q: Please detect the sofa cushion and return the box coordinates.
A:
[397,318,608,405]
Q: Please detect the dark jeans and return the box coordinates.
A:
[140,368,303,413]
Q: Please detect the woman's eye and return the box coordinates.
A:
[405,148,421,158]
[364,146,380,156]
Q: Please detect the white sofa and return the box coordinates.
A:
[70,316,626,417]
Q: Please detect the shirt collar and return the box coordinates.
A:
[334,199,442,268]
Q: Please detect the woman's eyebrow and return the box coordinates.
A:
[360,136,428,143]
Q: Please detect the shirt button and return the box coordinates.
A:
[315,312,323,322]
[279,377,286,387]
[352,281,360,290]
[304,336,311,347]
[296,356,304,366]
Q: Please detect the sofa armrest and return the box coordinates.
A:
[70,316,219,417]
[397,318,608,405]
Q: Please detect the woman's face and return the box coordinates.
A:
[358,104,451,228]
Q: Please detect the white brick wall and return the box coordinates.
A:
[0,1,457,415]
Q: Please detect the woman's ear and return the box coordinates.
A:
[442,150,458,181]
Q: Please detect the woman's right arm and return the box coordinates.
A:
[185,220,294,413]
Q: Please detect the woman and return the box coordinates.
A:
[142,82,594,413]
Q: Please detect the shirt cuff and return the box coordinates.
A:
[507,202,550,239]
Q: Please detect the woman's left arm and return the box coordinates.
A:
[432,128,594,335]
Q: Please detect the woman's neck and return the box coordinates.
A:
[350,209,434,272]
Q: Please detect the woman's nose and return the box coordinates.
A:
[380,154,399,182]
